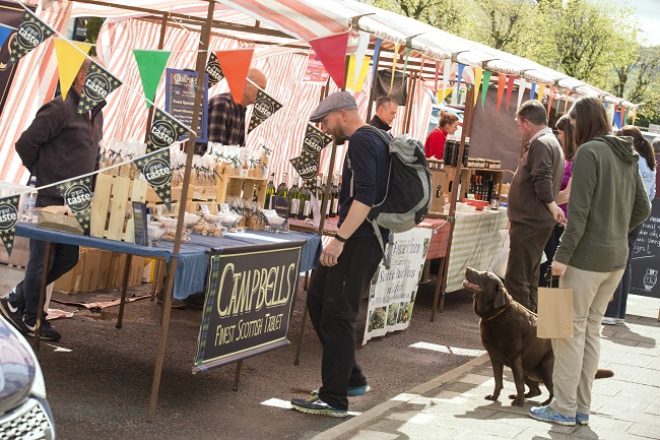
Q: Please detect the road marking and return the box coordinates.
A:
[46,343,72,352]
[409,341,485,357]
[261,398,361,416]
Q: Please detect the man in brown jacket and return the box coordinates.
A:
[506,100,565,312]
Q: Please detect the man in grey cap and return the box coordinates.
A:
[291,91,391,417]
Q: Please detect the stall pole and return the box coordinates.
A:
[431,85,474,322]
[365,43,383,123]
[33,243,53,351]
[147,0,215,423]
[403,71,418,134]
[142,15,169,143]
[116,254,133,329]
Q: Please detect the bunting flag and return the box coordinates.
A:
[309,32,349,89]
[389,43,400,94]
[517,78,527,111]
[247,89,282,134]
[206,52,224,87]
[530,82,537,101]
[353,31,370,87]
[133,49,171,109]
[371,38,382,87]
[0,25,14,50]
[303,124,332,155]
[8,9,54,66]
[496,74,506,110]
[434,61,440,93]
[147,108,188,152]
[456,64,465,98]
[77,61,122,114]
[481,71,492,108]
[442,60,451,102]
[632,109,637,125]
[345,55,370,92]
[59,177,93,234]
[547,86,557,118]
[215,48,254,105]
[290,151,318,183]
[563,92,570,114]
[505,75,516,110]
[53,39,92,100]
[134,149,172,211]
[537,84,546,104]
[473,67,483,108]
[623,108,629,126]
[437,88,452,102]
[0,195,19,257]
[555,89,562,116]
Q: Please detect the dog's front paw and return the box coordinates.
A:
[485,394,499,401]
[510,396,525,406]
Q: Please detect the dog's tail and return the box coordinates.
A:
[595,369,614,379]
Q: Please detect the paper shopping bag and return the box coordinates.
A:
[537,281,574,339]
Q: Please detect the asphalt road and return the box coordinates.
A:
[32,278,484,440]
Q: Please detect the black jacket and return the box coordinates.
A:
[15,88,105,199]
[369,115,391,132]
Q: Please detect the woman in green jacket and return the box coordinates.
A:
[529,96,651,427]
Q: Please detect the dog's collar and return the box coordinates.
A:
[484,306,508,321]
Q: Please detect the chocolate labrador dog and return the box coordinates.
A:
[463,267,613,407]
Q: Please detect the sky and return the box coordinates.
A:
[631,0,660,46]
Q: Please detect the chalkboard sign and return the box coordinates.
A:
[165,68,208,142]
[630,198,660,299]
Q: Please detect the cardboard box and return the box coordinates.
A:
[96,250,114,291]
[37,206,84,235]
[53,250,86,294]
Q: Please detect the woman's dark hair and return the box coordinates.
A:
[616,125,657,171]
[568,96,610,146]
[555,114,576,160]
[439,110,459,129]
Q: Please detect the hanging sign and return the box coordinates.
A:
[290,152,319,184]
[206,52,224,87]
[303,49,329,84]
[134,149,172,211]
[147,108,189,153]
[59,177,93,234]
[193,243,303,372]
[302,124,332,155]
[0,195,18,256]
[77,60,122,114]
[165,68,208,142]
[8,8,54,66]
[247,88,282,134]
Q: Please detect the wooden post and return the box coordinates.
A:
[147,0,215,423]
[116,254,133,329]
[431,85,475,322]
[403,71,418,134]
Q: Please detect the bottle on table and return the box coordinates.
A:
[265,173,276,209]
[298,180,312,220]
[288,176,301,218]
[277,172,288,198]
[329,174,340,218]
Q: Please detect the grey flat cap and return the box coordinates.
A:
[309,91,358,122]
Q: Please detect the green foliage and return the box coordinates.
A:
[85,17,104,57]
[363,0,660,125]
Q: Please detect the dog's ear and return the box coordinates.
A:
[494,283,507,308]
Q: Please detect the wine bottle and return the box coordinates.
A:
[265,173,275,209]
[329,174,340,218]
[277,172,288,198]
[298,180,312,220]
[288,176,301,218]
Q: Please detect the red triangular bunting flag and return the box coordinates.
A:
[310,33,349,89]
[215,48,254,105]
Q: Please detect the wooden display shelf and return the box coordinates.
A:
[217,175,268,208]
[90,173,147,242]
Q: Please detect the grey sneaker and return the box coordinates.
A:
[0,296,29,333]
[311,384,371,397]
[291,396,348,418]
[23,316,62,342]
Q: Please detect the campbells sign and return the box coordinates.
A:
[193,242,303,372]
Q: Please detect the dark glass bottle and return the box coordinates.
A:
[265,173,275,209]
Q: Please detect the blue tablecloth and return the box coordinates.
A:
[15,223,321,299]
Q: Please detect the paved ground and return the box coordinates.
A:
[313,294,660,440]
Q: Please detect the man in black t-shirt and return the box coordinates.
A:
[291,91,390,418]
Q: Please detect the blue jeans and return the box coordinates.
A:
[8,196,79,323]
[604,224,643,320]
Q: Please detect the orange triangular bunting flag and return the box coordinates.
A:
[215,48,254,105]
[309,33,349,89]
[497,74,507,110]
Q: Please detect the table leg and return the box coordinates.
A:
[34,242,53,351]
[116,254,133,329]
[294,271,312,365]
[233,360,243,391]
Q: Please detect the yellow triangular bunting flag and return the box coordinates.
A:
[54,39,92,100]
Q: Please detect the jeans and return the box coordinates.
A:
[539,224,565,287]
[306,237,383,410]
[505,222,553,313]
[604,224,642,320]
[8,196,79,323]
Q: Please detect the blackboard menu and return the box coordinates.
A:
[165,68,208,142]
[630,198,660,298]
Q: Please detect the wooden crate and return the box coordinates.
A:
[90,173,147,242]
[444,167,504,202]
[217,175,268,207]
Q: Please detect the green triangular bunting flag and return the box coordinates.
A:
[59,177,94,234]
[481,71,492,108]
[133,49,171,109]
[134,149,172,211]
[0,195,19,256]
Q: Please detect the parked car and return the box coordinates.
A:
[0,314,56,439]
[427,104,464,138]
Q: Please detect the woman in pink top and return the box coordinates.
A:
[539,115,575,286]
